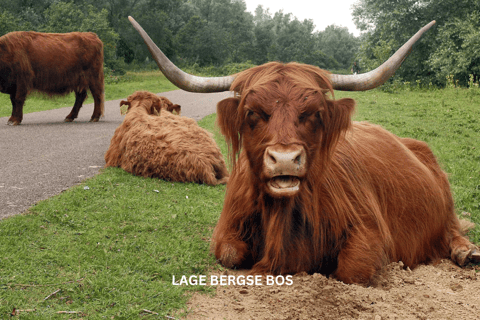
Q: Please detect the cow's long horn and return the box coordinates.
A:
[329,21,436,91]
[128,16,235,93]
[130,16,434,93]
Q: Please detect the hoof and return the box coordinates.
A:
[219,244,240,268]
[89,117,100,122]
[64,118,74,122]
[7,120,20,126]
[472,251,480,263]
[452,245,479,266]
[217,177,229,185]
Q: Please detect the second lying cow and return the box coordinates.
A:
[105,91,229,185]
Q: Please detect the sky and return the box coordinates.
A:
[243,0,361,36]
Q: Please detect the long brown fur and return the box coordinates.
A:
[0,31,104,125]
[211,62,477,284]
[104,91,229,186]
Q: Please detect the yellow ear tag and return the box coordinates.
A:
[120,105,129,115]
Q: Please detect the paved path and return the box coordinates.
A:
[0,90,232,219]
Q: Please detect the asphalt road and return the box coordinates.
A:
[0,90,232,219]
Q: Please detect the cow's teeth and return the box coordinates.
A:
[270,176,300,189]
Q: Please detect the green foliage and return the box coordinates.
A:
[316,25,359,70]
[180,61,257,77]
[352,0,480,86]
[427,13,480,86]
[1,0,360,74]
[42,2,120,72]
[0,9,21,35]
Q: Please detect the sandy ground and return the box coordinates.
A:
[181,259,480,320]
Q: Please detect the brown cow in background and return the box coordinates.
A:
[105,91,229,186]
[0,31,104,125]
[129,17,479,284]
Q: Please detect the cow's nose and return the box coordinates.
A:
[264,145,306,177]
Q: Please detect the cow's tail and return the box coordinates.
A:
[99,63,105,118]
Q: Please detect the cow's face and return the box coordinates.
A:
[120,91,181,116]
[217,64,355,198]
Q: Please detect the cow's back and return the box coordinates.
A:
[335,122,454,266]
[9,31,103,94]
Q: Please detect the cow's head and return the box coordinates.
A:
[217,62,355,197]
[128,16,435,196]
[120,91,181,116]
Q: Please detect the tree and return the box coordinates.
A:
[175,0,253,66]
[0,9,21,35]
[427,13,480,86]
[316,25,359,70]
[43,2,119,69]
[352,0,480,85]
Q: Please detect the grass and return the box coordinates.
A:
[0,75,479,318]
[0,113,227,319]
[0,71,178,119]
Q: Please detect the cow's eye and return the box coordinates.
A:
[246,110,261,127]
[246,109,269,127]
[299,111,324,131]
[299,112,311,123]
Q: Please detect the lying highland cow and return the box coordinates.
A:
[105,91,229,185]
[129,17,479,284]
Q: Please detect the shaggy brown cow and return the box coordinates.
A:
[0,31,104,125]
[105,91,229,185]
[129,17,478,284]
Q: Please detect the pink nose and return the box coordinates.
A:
[264,145,306,177]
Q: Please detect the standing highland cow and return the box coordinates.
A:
[105,91,229,186]
[129,17,478,284]
[0,31,104,125]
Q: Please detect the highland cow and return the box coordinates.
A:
[129,17,478,284]
[105,91,228,185]
[0,31,104,125]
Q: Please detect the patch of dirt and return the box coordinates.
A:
[182,260,480,319]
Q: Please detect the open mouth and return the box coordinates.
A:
[268,176,300,196]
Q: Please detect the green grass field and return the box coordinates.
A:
[0,73,479,318]
[0,71,178,119]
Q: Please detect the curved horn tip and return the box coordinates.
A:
[329,20,437,91]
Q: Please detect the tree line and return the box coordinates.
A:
[353,0,480,86]
[1,0,477,86]
[0,0,358,75]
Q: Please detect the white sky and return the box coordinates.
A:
[243,0,361,36]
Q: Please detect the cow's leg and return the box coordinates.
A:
[8,89,26,125]
[212,223,250,268]
[215,240,249,268]
[65,90,87,122]
[89,85,104,122]
[335,229,387,284]
[449,226,478,266]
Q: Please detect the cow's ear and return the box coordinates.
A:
[120,100,130,115]
[217,97,242,162]
[168,104,181,115]
[330,98,355,133]
[149,98,162,115]
[322,98,355,156]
